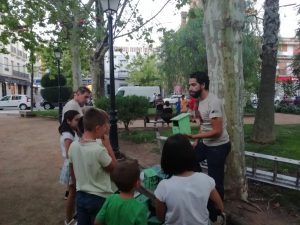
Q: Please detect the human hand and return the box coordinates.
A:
[101,134,111,148]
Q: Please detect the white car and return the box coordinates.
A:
[0,95,32,110]
[163,94,182,104]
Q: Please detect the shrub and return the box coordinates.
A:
[41,73,66,87]
[275,105,300,115]
[41,86,73,102]
[40,72,72,103]
[94,95,149,131]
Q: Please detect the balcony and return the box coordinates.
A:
[12,70,29,79]
[117,70,129,78]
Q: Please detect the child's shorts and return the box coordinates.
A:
[59,159,74,185]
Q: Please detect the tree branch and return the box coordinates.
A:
[114,0,172,39]
[114,0,140,37]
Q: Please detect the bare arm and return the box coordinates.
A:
[155,198,166,222]
[101,134,117,173]
[64,139,73,158]
[209,189,224,212]
[189,117,223,140]
[69,163,76,185]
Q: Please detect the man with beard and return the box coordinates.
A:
[187,71,230,224]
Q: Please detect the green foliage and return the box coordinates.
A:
[244,124,300,159]
[127,54,161,86]
[94,96,149,130]
[292,6,300,86]
[41,72,72,103]
[41,86,72,103]
[158,6,261,95]
[158,8,207,93]
[35,109,58,119]
[41,73,66,87]
[279,80,298,97]
[242,34,261,94]
[119,130,156,144]
[275,105,300,115]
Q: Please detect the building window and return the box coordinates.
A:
[17,50,22,57]
[10,46,17,54]
[11,60,14,71]
[118,70,128,78]
[4,57,9,71]
[279,44,287,52]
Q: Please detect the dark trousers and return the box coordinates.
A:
[76,191,106,225]
[195,141,231,221]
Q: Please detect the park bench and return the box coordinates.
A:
[144,116,165,128]
[19,110,35,118]
[155,131,300,191]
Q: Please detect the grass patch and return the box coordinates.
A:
[244,124,300,159]
[120,124,300,160]
[35,109,58,119]
[119,130,157,144]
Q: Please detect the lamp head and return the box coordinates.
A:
[54,47,62,60]
[100,0,120,13]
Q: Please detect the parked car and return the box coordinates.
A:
[280,96,296,106]
[0,95,32,110]
[163,94,182,105]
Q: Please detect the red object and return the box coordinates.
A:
[276,76,298,81]
[189,97,196,110]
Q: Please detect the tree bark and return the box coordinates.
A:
[91,56,105,98]
[92,0,106,99]
[252,0,280,143]
[203,0,248,200]
[70,11,82,91]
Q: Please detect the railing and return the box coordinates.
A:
[12,70,29,79]
[155,131,300,191]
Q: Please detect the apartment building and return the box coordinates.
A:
[104,45,152,95]
[0,42,31,97]
[276,37,300,81]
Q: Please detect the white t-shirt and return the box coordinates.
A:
[198,93,229,146]
[60,132,75,158]
[62,99,83,121]
[154,173,215,225]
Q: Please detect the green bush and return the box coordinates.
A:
[40,72,72,103]
[41,73,66,87]
[275,105,300,115]
[41,86,73,103]
[94,95,149,131]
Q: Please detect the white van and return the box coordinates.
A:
[116,86,160,104]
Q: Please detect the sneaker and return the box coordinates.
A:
[64,191,69,200]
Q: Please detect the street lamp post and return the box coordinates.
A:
[54,48,63,124]
[101,0,121,158]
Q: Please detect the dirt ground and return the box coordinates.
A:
[0,114,299,225]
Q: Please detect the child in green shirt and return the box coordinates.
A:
[94,159,148,225]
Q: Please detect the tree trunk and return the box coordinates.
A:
[203,0,248,200]
[252,0,280,143]
[91,56,105,98]
[70,17,82,91]
[92,0,105,99]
